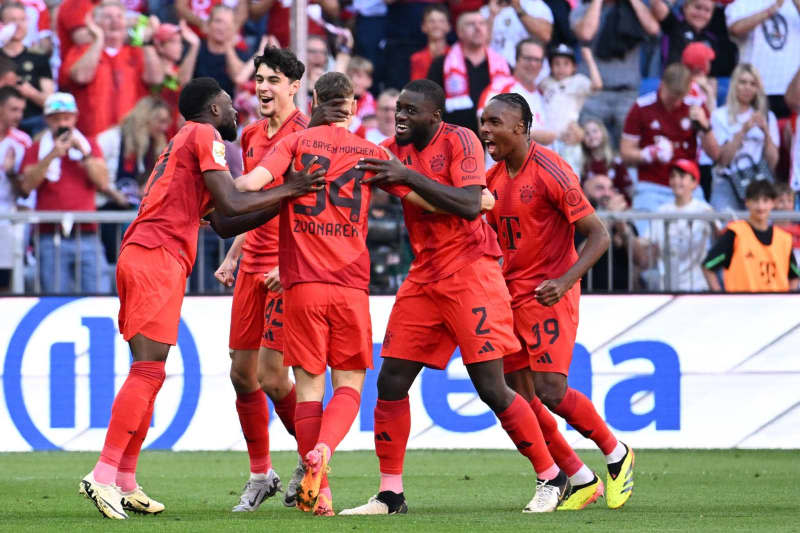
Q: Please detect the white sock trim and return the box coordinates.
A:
[569,464,594,485]
[605,441,626,464]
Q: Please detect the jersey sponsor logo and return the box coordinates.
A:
[430,154,446,172]
[762,14,788,50]
[565,187,583,207]
[460,156,478,173]
[520,184,534,204]
[3,298,201,450]
[212,141,226,166]
[499,215,522,250]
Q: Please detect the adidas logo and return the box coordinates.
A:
[536,352,553,364]
[515,440,532,450]
[478,341,495,354]
[375,431,392,442]
[247,147,254,158]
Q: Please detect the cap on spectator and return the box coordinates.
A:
[44,92,78,115]
[670,159,700,182]
[681,42,715,74]
[548,43,576,63]
[154,23,180,44]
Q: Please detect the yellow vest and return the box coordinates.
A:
[723,220,792,292]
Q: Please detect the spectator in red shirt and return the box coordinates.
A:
[174,0,248,39]
[620,63,716,218]
[18,92,113,293]
[153,20,201,137]
[56,0,100,59]
[60,0,164,138]
[410,4,450,81]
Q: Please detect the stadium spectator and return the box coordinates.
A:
[703,179,799,291]
[788,66,800,196]
[409,4,450,81]
[428,11,510,135]
[571,0,660,146]
[193,5,248,98]
[620,63,715,217]
[383,0,431,92]
[709,63,779,211]
[352,0,388,94]
[642,159,716,291]
[682,42,718,201]
[539,43,602,172]
[580,173,649,291]
[174,0,247,39]
[581,117,633,203]
[18,92,111,293]
[55,0,101,59]
[347,56,376,133]
[0,86,30,292]
[365,88,398,145]
[261,0,337,49]
[0,2,53,135]
[17,0,53,54]
[60,0,163,138]
[726,0,800,119]
[481,0,554,69]
[543,0,578,47]
[774,181,800,260]
[0,56,18,87]
[650,0,739,77]
[475,39,556,145]
[152,20,201,137]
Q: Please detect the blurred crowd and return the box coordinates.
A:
[0,0,799,294]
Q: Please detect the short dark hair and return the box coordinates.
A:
[774,182,793,197]
[254,47,305,82]
[178,77,223,120]
[314,71,354,103]
[402,79,445,114]
[0,85,22,105]
[515,37,544,63]
[422,3,449,22]
[490,93,533,133]
[0,56,16,78]
[745,179,777,201]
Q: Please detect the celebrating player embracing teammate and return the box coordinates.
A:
[481,93,635,510]
[341,80,571,516]
[78,77,325,520]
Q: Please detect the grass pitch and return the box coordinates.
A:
[0,449,797,532]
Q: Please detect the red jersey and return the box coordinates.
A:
[60,45,148,137]
[258,125,388,291]
[121,122,229,274]
[266,2,325,48]
[485,143,594,308]
[239,109,309,273]
[622,91,701,187]
[55,0,99,58]
[409,47,448,81]
[382,122,502,283]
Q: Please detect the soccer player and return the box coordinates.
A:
[213,47,313,512]
[340,79,570,516]
[480,93,635,510]
[78,77,326,520]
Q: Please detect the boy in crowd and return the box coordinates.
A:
[703,180,799,292]
[346,56,376,134]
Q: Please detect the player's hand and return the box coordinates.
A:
[480,188,495,212]
[262,266,282,293]
[285,155,326,197]
[534,278,569,307]
[214,254,238,287]
[308,94,350,127]
[358,147,410,185]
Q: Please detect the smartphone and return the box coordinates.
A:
[55,126,70,138]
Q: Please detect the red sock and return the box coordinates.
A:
[529,396,583,477]
[374,397,410,475]
[273,385,297,437]
[317,386,361,455]
[553,388,618,455]
[94,361,165,485]
[116,397,157,492]
[236,389,271,473]
[295,401,327,488]
[496,394,556,476]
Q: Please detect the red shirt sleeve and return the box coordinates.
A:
[88,137,103,158]
[622,103,642,138]
[258,132,299,185]
[194,125,230,173]
[58,0,88,36]
[38,6,51,31]
[448,127,485,187]
[542,159,594,224]
[20,142,39,174]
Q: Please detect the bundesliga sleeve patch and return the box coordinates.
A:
[212,141,226,166]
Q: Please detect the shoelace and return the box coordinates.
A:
[532,479,561,507]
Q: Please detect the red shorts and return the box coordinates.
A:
[381,256,520,369]
[117,244,186,345]
[503,284,580,376]
[229,270,284,352]
[283,282,373,375]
